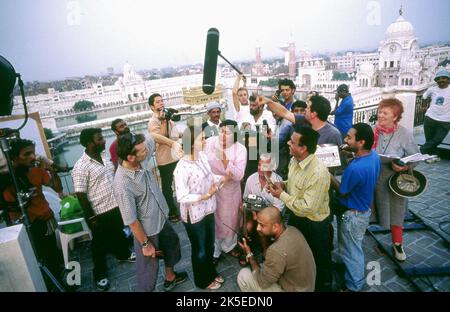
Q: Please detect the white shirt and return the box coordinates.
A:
[243,171,285,211]
[72,152,117,215]
[234,104,252,127]
[423,85,450,122]
[236,108,277,131]
[173,152,222,224]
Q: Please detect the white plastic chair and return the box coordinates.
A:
[56,217,92,269]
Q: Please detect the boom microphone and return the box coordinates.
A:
[0,55,17,116]
[202,28,219,95]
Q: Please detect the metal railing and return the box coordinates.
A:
[414,90,426,127]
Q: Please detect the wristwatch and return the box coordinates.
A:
[141,239,150,248]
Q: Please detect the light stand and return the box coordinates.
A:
[0,73,65,292]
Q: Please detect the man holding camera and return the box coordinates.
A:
[148,93,182,223]
[237,207,316,292]
[3,139,64,289]
[243,154,284,255]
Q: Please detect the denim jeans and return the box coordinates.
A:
[337,209,371,292]
[183,213,218,288]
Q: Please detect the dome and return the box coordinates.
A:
[386,15,414,40]
[359,62,374,74]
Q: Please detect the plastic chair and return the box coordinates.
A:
[56,217,92,269]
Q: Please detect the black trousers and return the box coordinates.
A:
[288,214,332,292]
[91,207,131,281]
[158,161,179,217]
[421,116,450,156]
[30,218,64,287]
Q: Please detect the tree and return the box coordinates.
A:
[259,78,280,88]
[332,71,353,81]
[44,128,54,140]
[73,100,95,112]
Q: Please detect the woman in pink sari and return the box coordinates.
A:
[206,119,247,264]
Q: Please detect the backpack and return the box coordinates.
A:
[59,195,84,234]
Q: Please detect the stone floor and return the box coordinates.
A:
[69,159,450,293]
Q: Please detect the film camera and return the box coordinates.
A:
[243,194,269,212]
[163,108,181,122]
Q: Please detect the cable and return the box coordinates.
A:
[438,220,450,236]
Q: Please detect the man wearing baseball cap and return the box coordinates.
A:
[202,101,222,139]
[421,69,450,156]
[331,84,354,138]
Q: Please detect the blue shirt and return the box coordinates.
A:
[337,150,380,211]
[334,95,354,136]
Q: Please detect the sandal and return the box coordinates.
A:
[215,275,224,283]
[207,280,222,290]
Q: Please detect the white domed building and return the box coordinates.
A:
[354,8,446,89]
[377,10,420,87]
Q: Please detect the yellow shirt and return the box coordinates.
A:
[280,154,330,222]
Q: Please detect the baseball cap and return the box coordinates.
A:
[434,69,450,82]
[335,84,349,93]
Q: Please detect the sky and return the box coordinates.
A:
[1,0,450,81]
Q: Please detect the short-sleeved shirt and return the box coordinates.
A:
[337,151,381,211]
[294,115,343,146]
[71,152,117,215]
[423,85,450,122]
[113,138,168,236]
[334,95,354,136]
[148,116,180,166]
[243,172,284,211]
[3,167,53,222]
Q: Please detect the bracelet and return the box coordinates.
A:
[141,239,150,248]
[246,252,254,260]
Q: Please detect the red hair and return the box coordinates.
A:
[378,98,404,123]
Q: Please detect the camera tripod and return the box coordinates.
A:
[0,72,65,292]
[1,132,65,292]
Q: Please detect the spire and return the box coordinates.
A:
[399,4,403,16]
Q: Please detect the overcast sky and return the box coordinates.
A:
[1,0,449,81]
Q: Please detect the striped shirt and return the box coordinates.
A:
[71,152,117,215]
[113,139,168,236]
[280,154,330,222]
